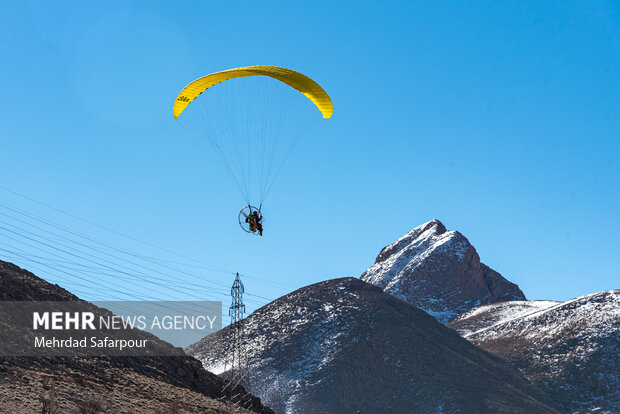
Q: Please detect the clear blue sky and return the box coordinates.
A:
[1,1,618,312]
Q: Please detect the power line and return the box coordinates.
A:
[0,185,299,292]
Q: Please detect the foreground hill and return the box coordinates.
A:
[448,291,620,413]
[0,259,273,413]
[361,220,525,323]
[188,277,559,414]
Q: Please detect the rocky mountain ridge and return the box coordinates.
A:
[448,290,620,414]
[188,277,560,414]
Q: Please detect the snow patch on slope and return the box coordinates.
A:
[467,291,618,342]
[451,300,559,337]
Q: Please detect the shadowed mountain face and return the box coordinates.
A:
[448,291,620,414]
[361,220,526,323]
[0,260,273,414]
[188,277,559,414]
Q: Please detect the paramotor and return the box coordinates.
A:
[173,65,332,235]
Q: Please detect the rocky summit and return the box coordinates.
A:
[361,219,525,323]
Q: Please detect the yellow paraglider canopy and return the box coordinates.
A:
[173,65,333,119]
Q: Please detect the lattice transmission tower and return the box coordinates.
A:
[228,273,246,393]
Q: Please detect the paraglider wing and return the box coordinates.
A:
[173,65,333,119]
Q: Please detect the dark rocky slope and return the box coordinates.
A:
[0,259,273,413]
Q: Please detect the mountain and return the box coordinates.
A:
[0,259,273,414]
[361,219,526,323]
[447,291,620,414]
[187,277,560,414]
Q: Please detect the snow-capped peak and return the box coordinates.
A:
[361,220,525,323]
